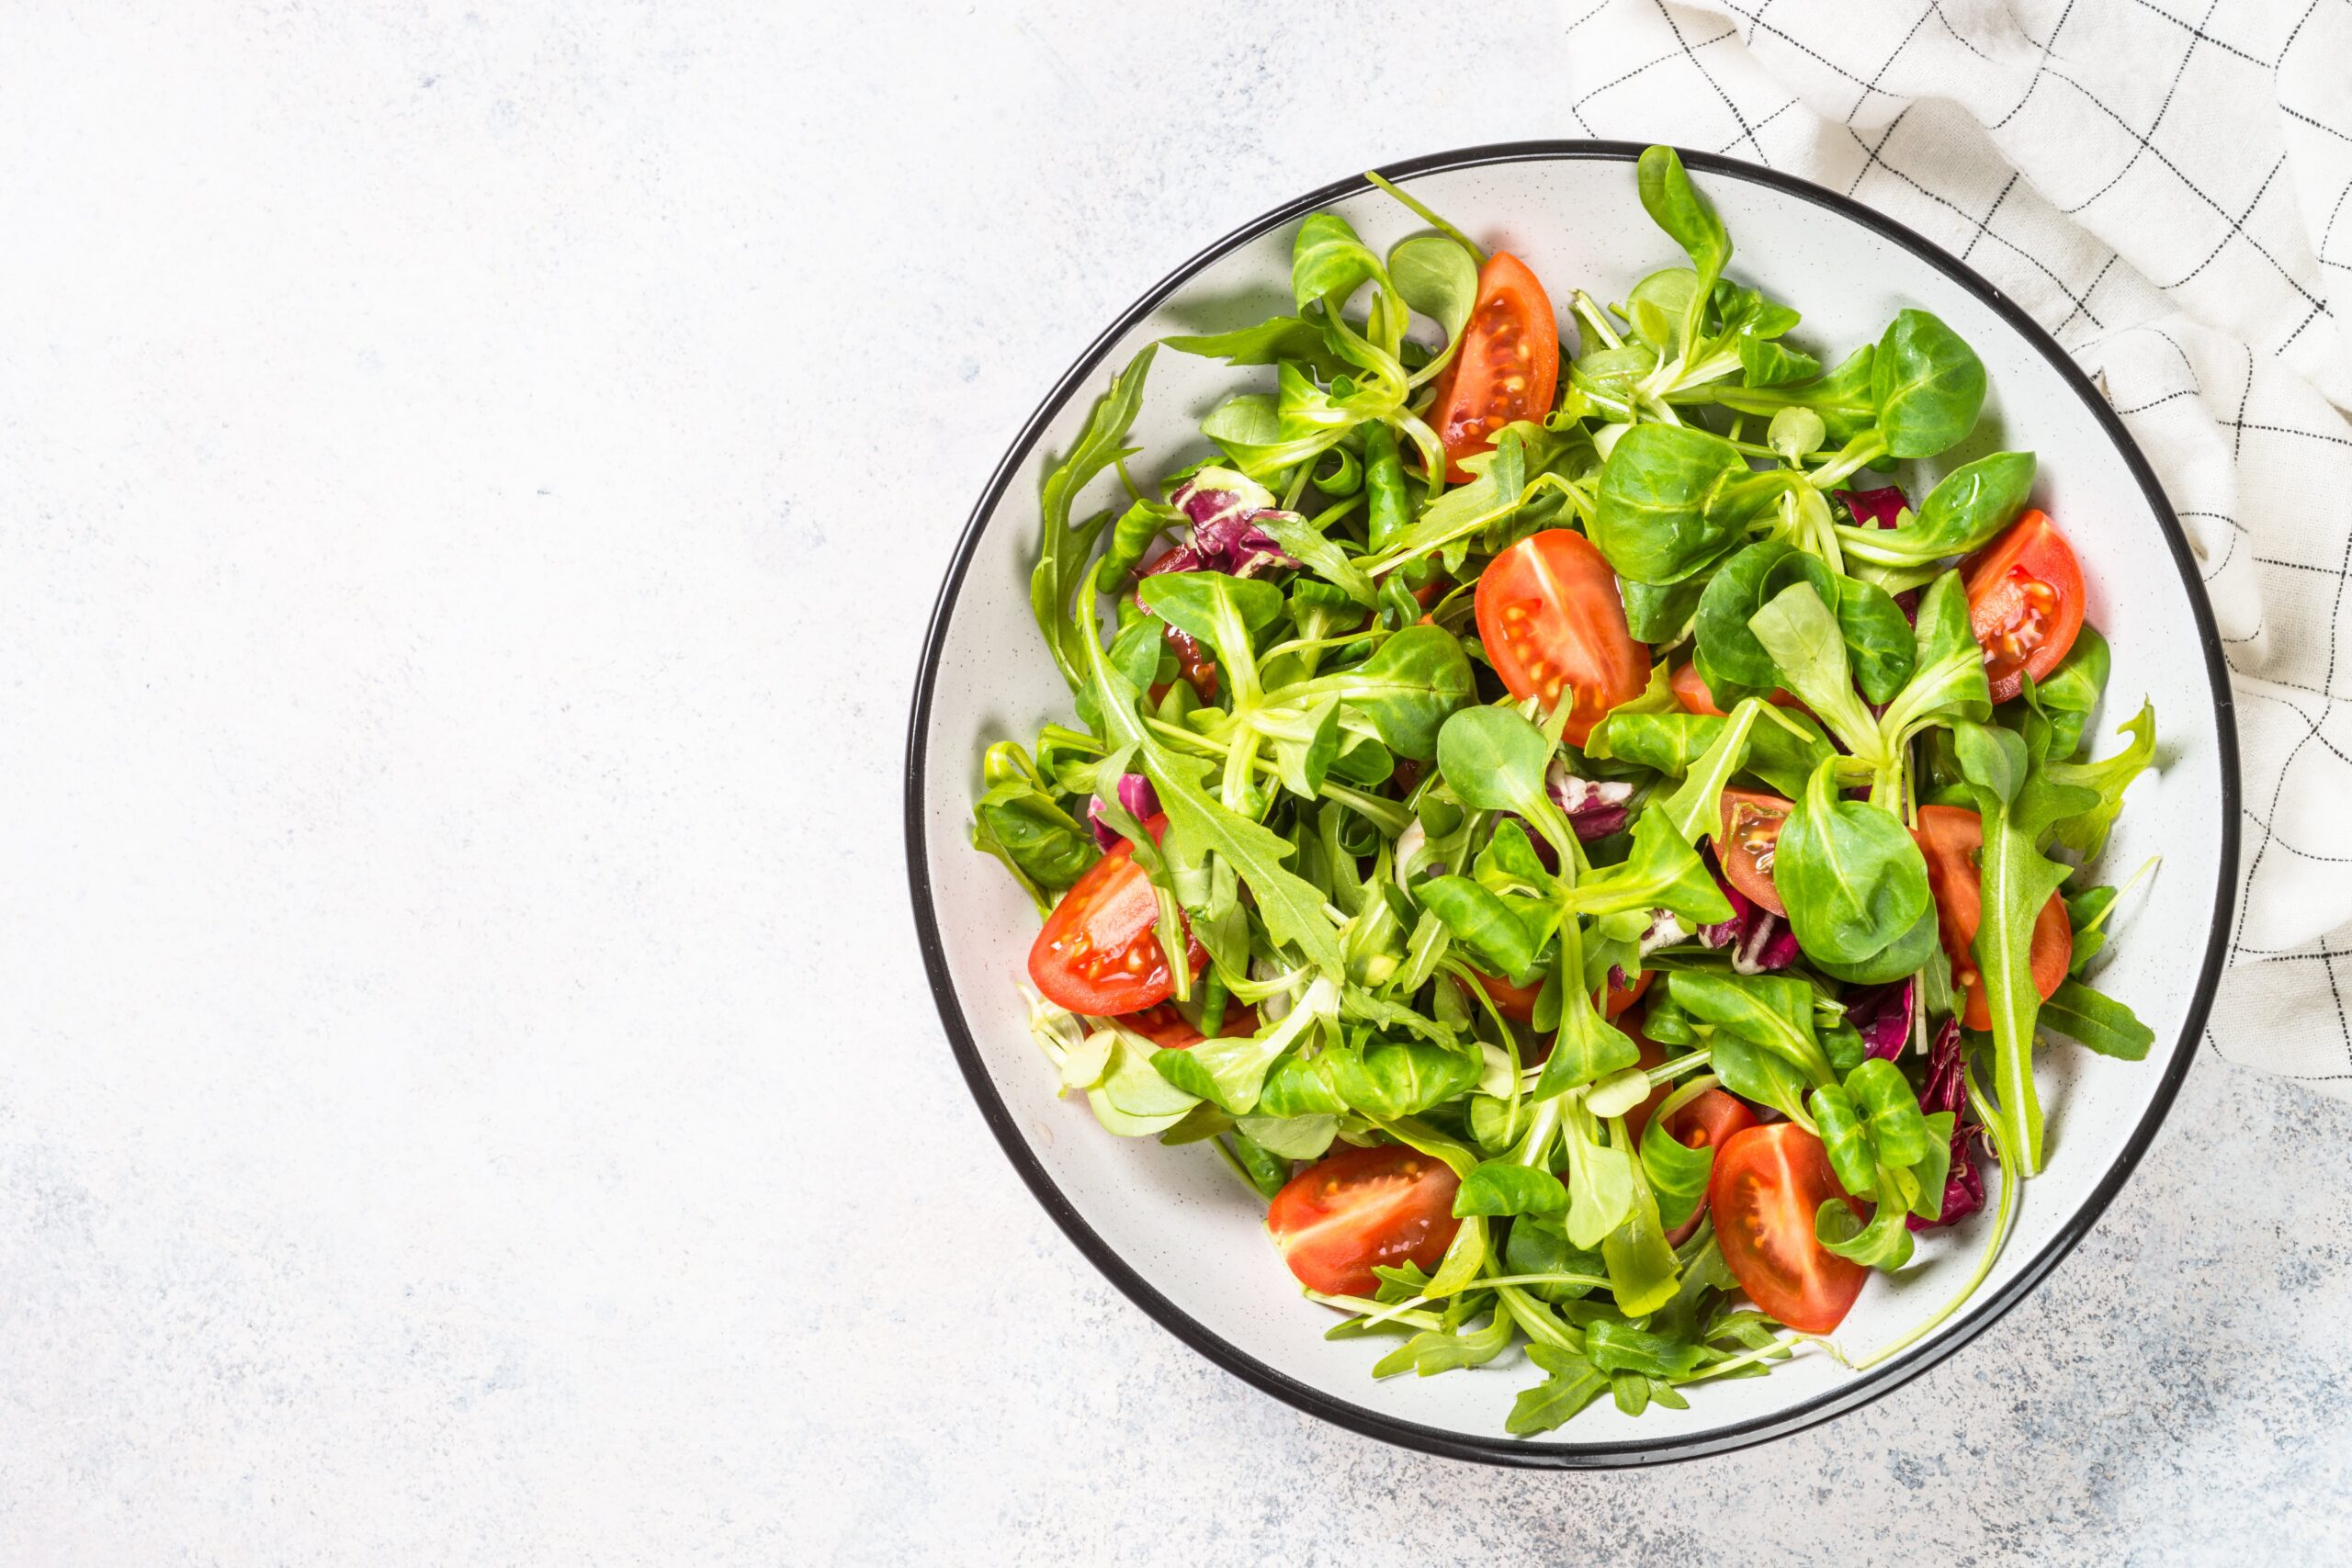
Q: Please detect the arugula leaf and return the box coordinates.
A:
[1507,1344,1611,1436]
[2041,976,2155,1060]
[1373,1309,1515,1378]
[2044,700,2155,858]
[2035,624,2111,759]
[1162,315,1343,371]
[1080,569,1346,976]
[1032,345,1155,692]
[1951,720,2099,1172]
[1566,806,1735,925]
[1586,1316,1708,1380]
[1295,625,1474,760]
[1153,977,1340,1112]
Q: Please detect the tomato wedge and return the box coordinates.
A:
[1266,1143,1462,1296]
[1027,815,1207,1015]
[1717,788,1792,918]
[1473,965,1649,1025]
[1964,509,2085,704]
[1476,530,1648,746]
[1118,1000,1259,1050]
[1913,804,2071,1031]
[1428,252,1559,482]
[1607,967,1655,1021]
[1667,1089,1760,1154]
[1709,1122,1868,1334]
[1660,1089,1760,1246]
[1669,661,1728,717]
[1669,661,1804,719]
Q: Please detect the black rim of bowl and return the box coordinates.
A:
[903,140,2243,1468]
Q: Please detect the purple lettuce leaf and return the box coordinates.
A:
[1909,1015,1986,1232]
[1086,773,1161,851]
[1142,470,1302,581]
[1545,761,1636,843]
[1849,977,1916,1062]
[1836,482,1920,623]
[1693,853,1799,972]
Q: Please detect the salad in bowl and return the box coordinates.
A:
[963,147,2164,1438]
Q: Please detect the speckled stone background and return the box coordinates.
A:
[1,3,2346,1563]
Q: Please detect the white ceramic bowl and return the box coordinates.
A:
[907,142,2239,1466]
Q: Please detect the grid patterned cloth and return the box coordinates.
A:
[1563,0,2352,1093]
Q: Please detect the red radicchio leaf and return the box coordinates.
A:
[1849,977,1917,1061]
[1836,485,1908,530]
[1910,1015,1986,1231]
[1086,773,1162,851]
[1837,483,1920,623]
[1694,852,1799,971]
[1143,478,1301,580]
[1545,761,1636,842]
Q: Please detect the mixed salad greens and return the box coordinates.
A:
[970,147,2159,1435]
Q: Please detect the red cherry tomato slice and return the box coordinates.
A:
[1428,252,1560,483]
[1660,1088,1760,1246]
[1473,966,1650,1025]
[1717,787,1793,918]
[1913,805,2072,1031]
[1265,1143,1463,1297]
[1669,661,1804,719]
[1963,509,2085,704]
[1709,1122,1868,1335]
[1118,1001,1260,1050]
[1475,530,1649,747]
[1026,815,1207,1015]
[1666,1089,1760,1155]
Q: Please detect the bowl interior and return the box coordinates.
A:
[910,148,2233,1461]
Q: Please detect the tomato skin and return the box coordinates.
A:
[1666,1089,1759,1154]
[1717,788,1793,918]
[1474,965,1649,1025]
[1119,1000,1259,1050]
[1429,253,1560,483]
[1913,805,2071,1031]
[1709,1122,1868,1335]
[1265,1143,1463,1296]
[1474,970,1543,1023]
[1660,1089,1760,1246]
[1964,510,2085,704]
[1607,967,1654,1021]
[1669,661,1729,717]
[1475,530,1649,746]
[1027,815,1207,1016]
[1670,661,1804,719]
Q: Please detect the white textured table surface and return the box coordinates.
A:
[3,4,2348,1563]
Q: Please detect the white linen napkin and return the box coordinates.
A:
[1562,0,2352,1093]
